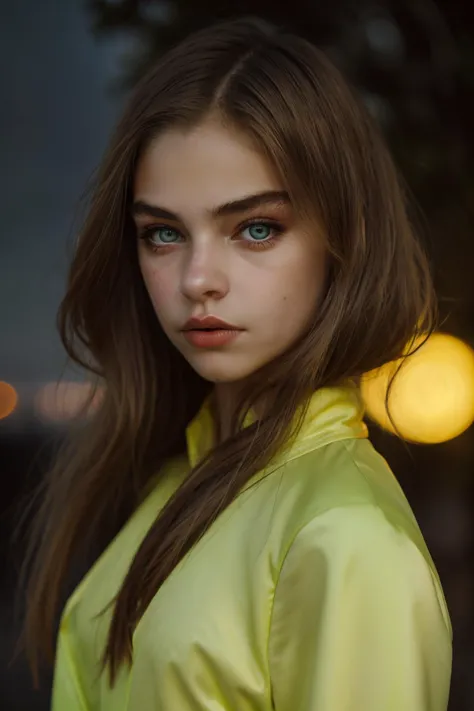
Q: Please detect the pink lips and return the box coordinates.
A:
[182,315,243,348]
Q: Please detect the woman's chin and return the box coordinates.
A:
[186,352,264,384]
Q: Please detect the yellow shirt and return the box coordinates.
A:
[52,384,452,710]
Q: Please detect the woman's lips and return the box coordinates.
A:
[182,315,240,331]
[182,328,242,348]
[181,314,243,347]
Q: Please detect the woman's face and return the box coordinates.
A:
[134,118,327,384]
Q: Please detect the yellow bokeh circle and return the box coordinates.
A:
[361,333,474,444]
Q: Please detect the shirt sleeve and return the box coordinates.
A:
[268,504,452,711]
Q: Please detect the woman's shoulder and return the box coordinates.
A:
[301,436,414,511]
[259,436,430,566]
[263,438,449,627]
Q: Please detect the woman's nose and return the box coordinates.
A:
[179,242,230,303]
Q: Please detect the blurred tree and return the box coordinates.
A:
[86,0,474,337]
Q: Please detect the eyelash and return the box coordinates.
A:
[138,219,285,253]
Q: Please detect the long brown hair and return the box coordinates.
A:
[22,16,437,685]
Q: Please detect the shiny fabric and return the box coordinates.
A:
[52,384,452,710]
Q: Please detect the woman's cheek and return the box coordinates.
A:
[141,262,172,304]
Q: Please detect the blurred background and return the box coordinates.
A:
[1,0,473,709]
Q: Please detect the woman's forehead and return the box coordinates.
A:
[134,120,285,217]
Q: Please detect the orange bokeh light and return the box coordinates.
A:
[0,381,18,419]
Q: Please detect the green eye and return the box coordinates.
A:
[244,223,272,241]
[155,227,180,243]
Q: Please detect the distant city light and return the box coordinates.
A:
[0,381,18,419]
[35,381,103,423]
[361,333,474,444]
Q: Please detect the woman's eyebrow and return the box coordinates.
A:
[132,190,290,221]
[214,190,290,216]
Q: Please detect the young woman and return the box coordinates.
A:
[24,16,452,711]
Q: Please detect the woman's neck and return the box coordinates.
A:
[210,383,241,444]
[210,382,267,445]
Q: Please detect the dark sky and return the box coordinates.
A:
[0,0,125,383]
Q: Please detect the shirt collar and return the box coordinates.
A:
[185,381,368,470]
